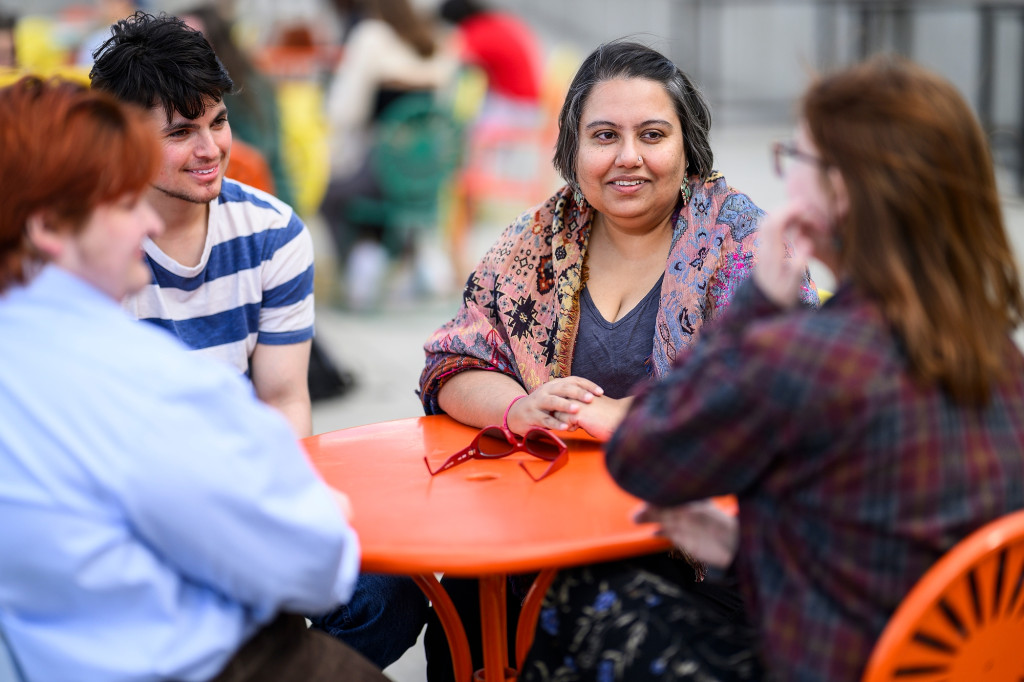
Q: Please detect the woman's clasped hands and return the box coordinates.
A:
[505,376,632,442]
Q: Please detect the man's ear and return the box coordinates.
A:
[24,211,66,259]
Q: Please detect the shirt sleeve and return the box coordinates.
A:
[258,211,315,346]
[118,355,358,617]
[606,280,810,506]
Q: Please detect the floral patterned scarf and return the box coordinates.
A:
[419,174,817,413]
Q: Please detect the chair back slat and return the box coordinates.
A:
[862,510,1024,681]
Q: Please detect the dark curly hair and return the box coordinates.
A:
[89,11,234,122]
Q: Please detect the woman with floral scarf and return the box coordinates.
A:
[419,40,817,681]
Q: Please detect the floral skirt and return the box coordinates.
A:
[520,553,763,682]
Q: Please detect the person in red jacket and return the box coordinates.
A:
[440,0,542,118]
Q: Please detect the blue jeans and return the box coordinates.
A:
[309,573,429,670]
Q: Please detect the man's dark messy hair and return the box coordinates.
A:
[90,11,234,122]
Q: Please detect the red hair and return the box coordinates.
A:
[0,77,159,293]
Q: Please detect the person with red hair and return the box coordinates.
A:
[0,77,385,682]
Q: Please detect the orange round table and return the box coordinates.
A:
[303,415,671,682]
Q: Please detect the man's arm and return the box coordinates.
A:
[251,339,313,438]
[122,350,359,617]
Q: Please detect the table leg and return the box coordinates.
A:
[412,574,474,682]
[514,568,559,670]
[477,574,514,682]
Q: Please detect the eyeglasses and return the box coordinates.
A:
[772,141,828,178]
[424,425,569,481]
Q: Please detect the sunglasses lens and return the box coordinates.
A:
[524,430,563,459]
[478,427,514,456]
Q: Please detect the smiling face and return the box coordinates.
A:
[146,99,231,206]
[576,77,687,232]
[58,194,165,300]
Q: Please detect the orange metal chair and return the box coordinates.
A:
[861,509,1024,681]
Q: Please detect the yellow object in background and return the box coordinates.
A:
[0,64,91,88]
[1,15,90,88]
[15,15,84,74]
[450,65,487,124]
[277,80,329,219]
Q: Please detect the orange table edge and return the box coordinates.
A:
[303,416,673,682]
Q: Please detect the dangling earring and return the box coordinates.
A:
[573,187,587,206]
[679,181,692,206]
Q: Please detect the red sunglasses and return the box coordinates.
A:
[424,425,568,481]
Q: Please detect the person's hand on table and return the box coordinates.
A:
[635,500,738,568]
[506,376,603,434]
[554,395,632,441]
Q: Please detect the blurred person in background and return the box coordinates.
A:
[437,0,545,280]
[76,0,140,66]
[0,75,384,682]
[586,55,1024,681]
[419,39,817,682]
[319,0,457,309]
[89,11,428,670]
[332,0,369,42]
[0,12,16,69]
[438,0,542,128]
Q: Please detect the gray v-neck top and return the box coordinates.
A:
[570,273,664,399]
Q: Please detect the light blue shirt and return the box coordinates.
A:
[0,266,360,682]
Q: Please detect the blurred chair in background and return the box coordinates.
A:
[224,138,276,194]
[344,93,463,308]
[251,22,341,82]
[320,0,457,310]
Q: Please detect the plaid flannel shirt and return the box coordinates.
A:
[607,279,1024,682]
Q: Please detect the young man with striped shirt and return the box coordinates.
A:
[90,11,314,436]
[87,12,432,670]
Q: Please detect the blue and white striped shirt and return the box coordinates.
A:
[124,179,315,374]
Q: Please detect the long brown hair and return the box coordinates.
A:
[803,55,1024,405]
[373,0,436,58]
[0,77,159,293]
